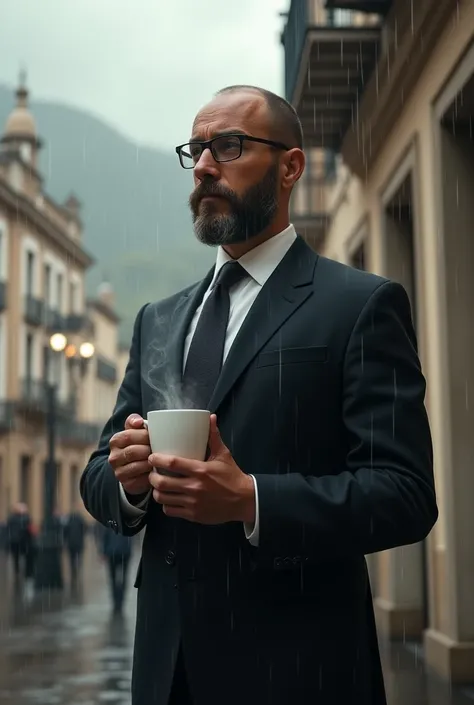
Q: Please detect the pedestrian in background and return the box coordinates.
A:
[101,526,132,615]
[6,502,35,582]
[63,506,86,585]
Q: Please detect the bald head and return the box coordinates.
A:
[215,85,303,150]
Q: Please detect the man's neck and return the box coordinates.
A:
[222,220,290,260]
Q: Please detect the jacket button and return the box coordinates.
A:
[165,550,176,566]
[107,519,118,533]
[273,557,283,570]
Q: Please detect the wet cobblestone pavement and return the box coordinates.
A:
[0,541,138,705]
[0,542,473,705]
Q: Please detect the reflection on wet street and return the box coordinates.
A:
[0,541,138,705]
[0,541,473,705]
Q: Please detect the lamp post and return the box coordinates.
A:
[34,333,95,592]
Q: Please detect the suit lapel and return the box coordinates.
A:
[165,266,215,389]
[209,236,318,413]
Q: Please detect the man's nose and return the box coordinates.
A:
[193,147,221,182]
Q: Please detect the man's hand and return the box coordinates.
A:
[148,414,255,525]
[109,414,152,497]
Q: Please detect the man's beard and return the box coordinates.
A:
[189,162,279,246]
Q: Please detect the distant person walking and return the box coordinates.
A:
[101,527,132,615]
[63,507,86,584]
[6,502,35,581]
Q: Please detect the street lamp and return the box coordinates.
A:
[34,333,95,592]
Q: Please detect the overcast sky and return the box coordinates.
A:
[0,0,288,151]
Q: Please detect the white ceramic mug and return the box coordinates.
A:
[143,409,210,476]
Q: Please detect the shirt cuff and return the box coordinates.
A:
[243,474,259,547]
[119,483,150,521]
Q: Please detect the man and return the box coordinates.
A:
[63,506,86,585]
[6,502,34,582]
[101,523,133,615]
[81,86,437,705]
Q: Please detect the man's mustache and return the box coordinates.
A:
[190,182,237,210]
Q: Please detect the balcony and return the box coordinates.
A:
[44,307,67,332]
[340,0,455,176]
[0,401,15,433]
[282,0,381,151]
[24,294,44,327]
[290,147,336,249]
[0,280,6,312]
[325,0,391,12]
[57,420,101,447]
[64,313,86,333]
[97,356,117,384]
[18,378,77,418]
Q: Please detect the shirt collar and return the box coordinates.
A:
[212,224,297,288]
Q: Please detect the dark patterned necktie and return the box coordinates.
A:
[182,261,247,409]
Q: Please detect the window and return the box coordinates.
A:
[0,225,4,280]
[20,143,32,164]
[69,281,78,314]
[25,332,34,380]
[26,251,35,295]
[20,455,31,507]
[0,456,4,522]
[0,317,5,398]
[44,264,52,306]
[57,272,63,312]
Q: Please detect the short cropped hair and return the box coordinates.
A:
[215,85,304,150]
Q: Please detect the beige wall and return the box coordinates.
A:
[316,0,474,670]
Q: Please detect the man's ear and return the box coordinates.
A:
[281,148,305,190]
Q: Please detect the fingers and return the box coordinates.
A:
[110,442,150,467]
[110,428,149,450]
[152,489,188,507]
[125,414,146,430]
[109,442,152,487]
[148,471,189,493]
[148,453,203,476]
[113,459,150,483]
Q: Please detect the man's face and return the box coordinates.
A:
[188,92,281,247]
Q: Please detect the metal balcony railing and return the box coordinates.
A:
[19,378,77,418]
[64,314,86,333]
[0,401,15,432]
[44,307,67,332]
[97,356,117,384]
[57,420,101,446]
[24,294,44,327]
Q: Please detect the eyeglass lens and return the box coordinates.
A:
[179,135,242,168]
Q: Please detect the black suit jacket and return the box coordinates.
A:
[81,236,437,705]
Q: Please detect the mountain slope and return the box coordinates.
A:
[0,85,214,342]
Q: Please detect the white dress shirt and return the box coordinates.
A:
[119,224,297,546]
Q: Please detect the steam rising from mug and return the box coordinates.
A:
[141,313,200,410]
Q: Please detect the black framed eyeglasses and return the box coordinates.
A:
[175,134,289,169]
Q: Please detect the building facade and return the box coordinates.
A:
[283,0,474,687]
[0,78,121,527]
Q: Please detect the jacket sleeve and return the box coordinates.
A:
[80,303,149,537]
[253,281,438,559]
